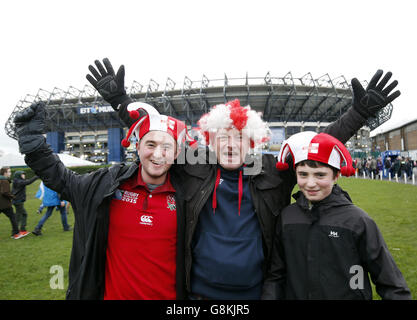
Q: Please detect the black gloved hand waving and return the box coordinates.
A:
[14,102,47,154]
[86,58,127,109]
[351,69,400,118]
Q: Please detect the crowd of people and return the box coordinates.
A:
[355,156,416,180]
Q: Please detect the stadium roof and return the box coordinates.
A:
[5,72,393,139]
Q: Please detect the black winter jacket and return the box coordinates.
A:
[12,172,38,204]
[173,106,369,294]
[24,146,187,300]
[263,185,412,300]
[0,175,13,210]
[173,151,293,293]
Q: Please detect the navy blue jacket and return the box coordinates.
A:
[191,166,264,299]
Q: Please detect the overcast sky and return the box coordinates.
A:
[1,0,416,154]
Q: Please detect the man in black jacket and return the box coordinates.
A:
[85,59,401,299]
[12,171,38,236]
[13,99,194,299]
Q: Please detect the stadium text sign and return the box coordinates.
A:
[78,105,114,114]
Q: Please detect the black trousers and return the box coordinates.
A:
[0,206,19,235]
[14,203,28,231]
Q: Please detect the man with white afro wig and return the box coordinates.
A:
[183,89,390,300]
[197,99,271,150]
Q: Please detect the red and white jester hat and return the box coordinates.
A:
[197,99,271,149]
[276,131,356,176]
[121,102,197,148]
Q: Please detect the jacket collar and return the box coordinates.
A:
[293,184,353,211]
[132,164,175,193]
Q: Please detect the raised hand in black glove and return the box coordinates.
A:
[14,102,47,154]
[351,69,400,118]
[86,58,128,110]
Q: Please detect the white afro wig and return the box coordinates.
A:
[197,99,271,149]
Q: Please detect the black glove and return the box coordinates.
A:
[14,102,46,154]
[86,58,128,110]
[351,69,400,118]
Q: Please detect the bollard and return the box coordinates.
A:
[395,173,398,183]
[389,172,391,181]
[355,171,358,178]
[404,173,407,184]
[363,171,366,179]
[380,172,383,181]
[413,174,415,185]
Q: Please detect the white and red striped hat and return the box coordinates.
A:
[276,131,355,176]
[121,102,197,148]
[196,99,271,149]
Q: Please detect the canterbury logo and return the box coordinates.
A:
[140,215,153,226]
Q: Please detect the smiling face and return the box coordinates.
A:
[212,128,251,170]
[296,162,339,202]
[137,130,179,185]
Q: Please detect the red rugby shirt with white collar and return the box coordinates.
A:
[104,166,177,300]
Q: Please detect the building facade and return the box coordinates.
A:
[371,119,417,160]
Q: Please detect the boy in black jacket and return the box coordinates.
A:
[263,131,411,300]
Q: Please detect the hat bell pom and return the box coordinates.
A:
[340,166,355,177]
[276,161,289,171]
[121,138,131,148]
[129,110,140,119]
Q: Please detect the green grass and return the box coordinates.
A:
[0,181,74,299]
[0,178,416,299]
[337,178,417,300]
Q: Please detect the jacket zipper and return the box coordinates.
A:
[185,176,216,291]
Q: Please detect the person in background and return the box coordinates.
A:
[12,171,38,236]
[412,159,417,178]
[370,157,377,179]
[0,166,24,239]
[393,156,401,177]
[35,181,45,214]
[400,157,407,178]
[32,182,71,236]
[376,157,383,179]
[363,158,369,177]
[405,157,412,179]
[384,156,392,176]
[356,158,363,176]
